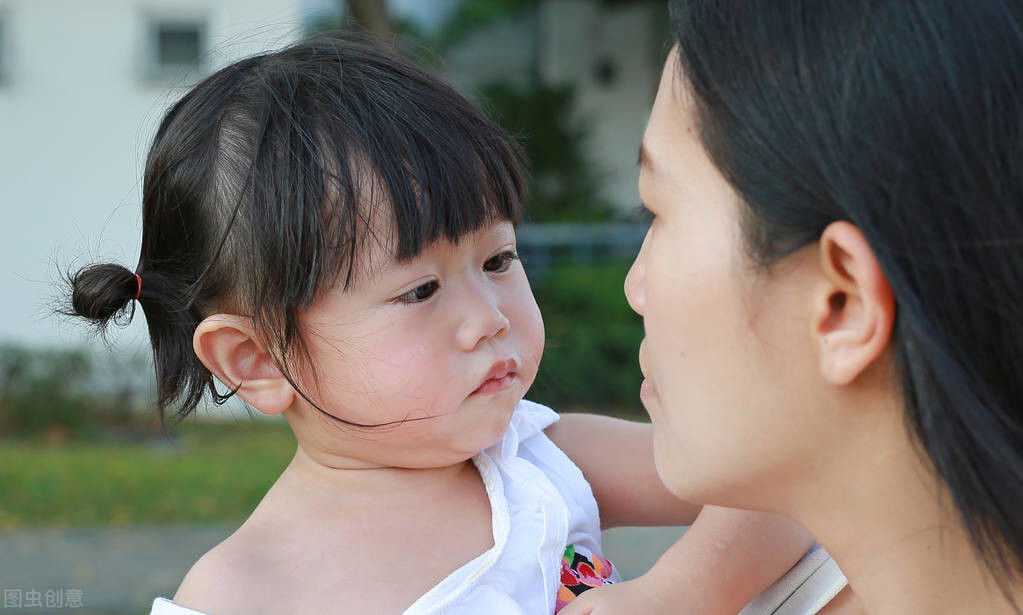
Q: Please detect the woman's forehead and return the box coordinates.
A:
[643,61,703,191]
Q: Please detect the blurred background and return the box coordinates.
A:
[0,1,680,612]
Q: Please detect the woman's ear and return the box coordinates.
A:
[811,221,896,385]
[193,315,295,415]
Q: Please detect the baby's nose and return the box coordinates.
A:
[456,290,510,351]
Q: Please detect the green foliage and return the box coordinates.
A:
[530,261,644,414]
[0,345,91,438]
[0,345,152,439]
[481,80,614,222]
[0,422,295,529]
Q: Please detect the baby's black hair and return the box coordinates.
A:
[65,36,526,422]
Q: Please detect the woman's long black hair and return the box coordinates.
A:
[668,0,1023,594]
[64,37,525,424]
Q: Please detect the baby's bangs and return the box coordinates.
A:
[309,137,526,297]
[308,42,526,266]
[369,119,527,263]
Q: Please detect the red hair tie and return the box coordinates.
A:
[134,273,142,300]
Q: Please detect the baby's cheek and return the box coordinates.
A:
[516,299,546,381]
[359,336,449,393]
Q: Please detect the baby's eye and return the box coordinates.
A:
[395,280,439,304]
[483,251,519,273]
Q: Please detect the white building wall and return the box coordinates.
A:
[0,0,306,347]
[539,0,661,212]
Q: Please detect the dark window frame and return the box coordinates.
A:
[145,16,207,79]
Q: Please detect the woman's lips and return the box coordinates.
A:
[638,340,656,399]
[640,377,656,399]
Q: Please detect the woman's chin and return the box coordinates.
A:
[652,432,725,504]
[652,431,694,497]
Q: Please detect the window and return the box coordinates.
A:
[146,18,206,78]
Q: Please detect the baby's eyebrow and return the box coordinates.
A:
[367,258,409,280]
[373,248,438,278]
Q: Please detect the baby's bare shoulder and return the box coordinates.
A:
[171,526,283,615]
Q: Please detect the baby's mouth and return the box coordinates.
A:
[471,359,518,396]
[471,372,517,396]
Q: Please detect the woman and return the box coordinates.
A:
[570,1,1023,613]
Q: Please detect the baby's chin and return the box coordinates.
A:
[474,396,522,444]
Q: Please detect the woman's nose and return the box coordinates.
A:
[456,287,511,351]
[625,238,647,316]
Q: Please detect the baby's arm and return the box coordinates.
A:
[547,413,813,614]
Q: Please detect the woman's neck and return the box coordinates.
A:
[825,517,1017,613]
[798,412,1022,614]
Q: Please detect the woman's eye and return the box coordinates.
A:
[395,280,439,304]
[483,250,519,273]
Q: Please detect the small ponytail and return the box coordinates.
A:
[132,270,221,416]
[65,263,222,420]
[68,264,140,329]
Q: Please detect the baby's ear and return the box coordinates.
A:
[811,221,896,385]
[193,315,294,415]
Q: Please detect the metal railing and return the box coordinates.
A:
[516,222,647,280]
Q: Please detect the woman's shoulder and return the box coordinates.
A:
[739,545,849,615]
[816,586,864,615]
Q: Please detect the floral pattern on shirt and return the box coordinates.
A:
[554,544,616,613]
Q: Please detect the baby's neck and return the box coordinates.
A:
[276,444,476,505]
